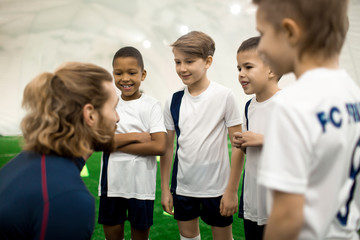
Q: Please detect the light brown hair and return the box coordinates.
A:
[171,31,215,59]
[21,62,113,158]
[254,0,349,59]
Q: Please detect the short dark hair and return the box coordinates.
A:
[171,31,215,59]
[237,36,260,53]
[112,46,144,70]
[238,36,282,81]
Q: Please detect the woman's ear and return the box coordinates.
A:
[83,103,98,127]
[282,18,301,46]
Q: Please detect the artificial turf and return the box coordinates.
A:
[0,136,245,240]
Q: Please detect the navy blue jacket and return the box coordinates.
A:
[0,151,95,240]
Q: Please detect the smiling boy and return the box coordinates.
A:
[233,36,280,240]
[98,46,167,240]
[161,31,245,240]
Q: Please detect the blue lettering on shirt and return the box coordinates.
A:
[317,102,360,133]
[346,103,360,123]
[317,107,342,133]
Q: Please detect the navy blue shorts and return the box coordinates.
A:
[173,193,233,227]
[98,196,154,230]
[243,219,265,240]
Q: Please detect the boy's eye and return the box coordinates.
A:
[186,60,193,64]
[114,72,122,76]
[246,66,253,69]
[237,67,241,72]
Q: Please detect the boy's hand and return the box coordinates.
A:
[233,131,264,148]
[233,132,245,148]
[135,132,151,143]
[161,188,174,215]
[219,190,238,217]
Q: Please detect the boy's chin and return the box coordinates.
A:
[243,88,255,95]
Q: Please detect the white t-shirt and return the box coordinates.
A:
[258,68,360,239]
[241,93,279,225]
[164,81,242,197]
[98,94,166,200]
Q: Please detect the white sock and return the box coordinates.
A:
[180,234,201,240]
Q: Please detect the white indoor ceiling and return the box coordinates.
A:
[0,0,359,135]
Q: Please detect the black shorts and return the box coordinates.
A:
[173,193,233,227]
[98,196,154,230]
[243,219,265,240]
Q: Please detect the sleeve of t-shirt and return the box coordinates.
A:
[258,101,312,194]
[149,101,167,133]
[163,96,175,131]
[44,191,95,240]
[224,90,243,127]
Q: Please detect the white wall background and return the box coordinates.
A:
[0,0,359,135]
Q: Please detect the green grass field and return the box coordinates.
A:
[0,136,245,240]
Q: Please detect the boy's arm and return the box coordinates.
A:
[233,131,264,148]
[114,132,151,148]
[220,124,245,217]
[117,132,167,156]
[264,191,304,240]
[160,129,175,215]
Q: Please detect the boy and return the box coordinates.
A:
[0,62,119,239]
[253,0,360,239]
[160,31,245,240]
[98,46,167,240]
[233,36,280,240]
